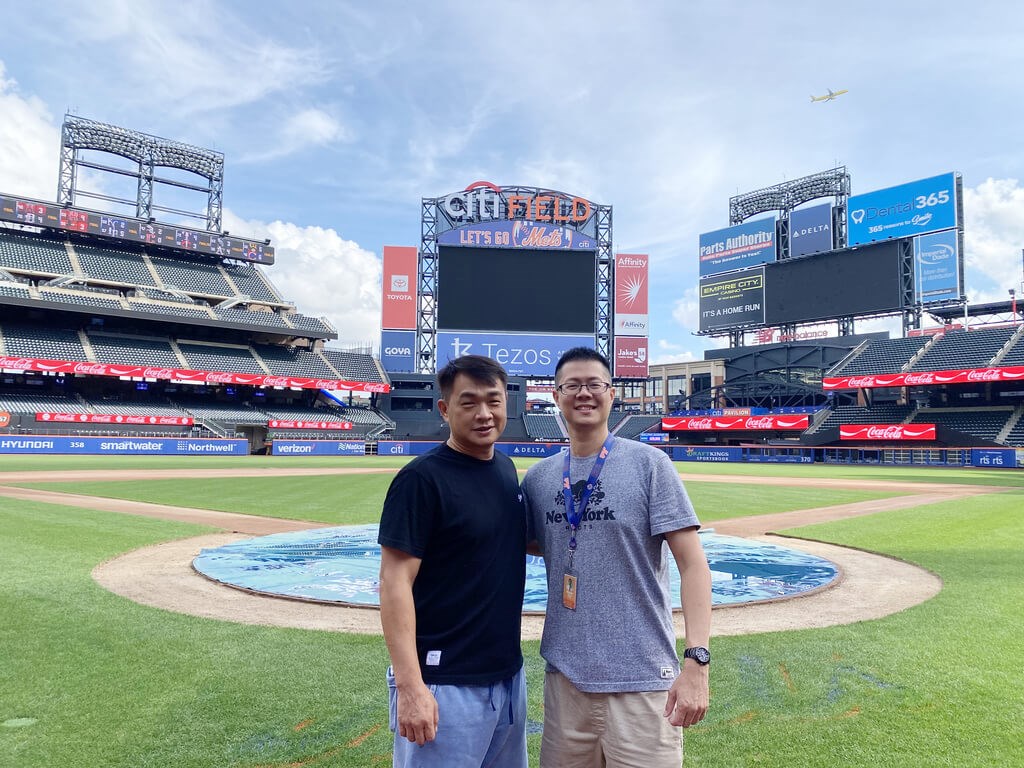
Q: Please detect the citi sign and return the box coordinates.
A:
[441,181,592,224]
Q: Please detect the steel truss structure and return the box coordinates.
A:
[58,115,225,230]
[418,186,612,374]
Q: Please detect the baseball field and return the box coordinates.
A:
[1,455,1022,767]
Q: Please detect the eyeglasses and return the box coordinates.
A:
[556,381,612,395]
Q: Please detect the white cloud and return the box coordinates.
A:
[963,178,1024,296]
[221,210,382,348]
[240,108,351,163]
[0,62,59,199]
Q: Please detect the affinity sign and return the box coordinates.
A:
[847,172,958,246]
[435,332,593,377]
[613,253,649,336]
[698,217,776,277]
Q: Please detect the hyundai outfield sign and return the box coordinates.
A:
[698,217,776,277]
[847,173,958,246]
[380,330,417,373]
[0,436,248,455]
[435,332,594,376]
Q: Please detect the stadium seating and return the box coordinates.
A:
[254,345,337,378]
[999,333,1024,365]
[1,324,87,359]
[910,327,1016,371]
[321,349,386,382]
[0,391,87,414]
[75,243,155,286]
[524,413,565,440]
[613,415,662,439]
[286,314,335,334]
[149,256,234,297]
[38,288,124,310]
[811,403,914,433]
[172,398,268,424]
[0,283,32,299]
[221,262,283,304]
[215,306,290,328]
[126,299,216,319]
[83,396,191,418]
[830,337,929,376]
[1002,409,1024,446]
[909,407,1014,443]
[0,230,73,275]
[177,343,267,375]
[88,334,182,367]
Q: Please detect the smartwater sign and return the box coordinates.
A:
[789,203,833,258]
[435,332,593,377]
[0,436,248,455]
[380,330,417,373]
[698,217,776,277]
[271,440,366,456]
[914,229,961,303]
[847,172,958,246]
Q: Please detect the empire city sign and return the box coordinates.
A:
[440,181,593,224]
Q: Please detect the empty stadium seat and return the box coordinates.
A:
[911,328,1016,371]
[0,230,73,275]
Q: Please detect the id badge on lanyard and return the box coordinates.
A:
[561,435,614,610]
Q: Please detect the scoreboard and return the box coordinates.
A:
[0,194,274,265]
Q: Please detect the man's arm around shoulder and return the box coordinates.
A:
[663,527,712,728]
[379,546,438,746]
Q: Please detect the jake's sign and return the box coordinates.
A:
[440,181,593,224]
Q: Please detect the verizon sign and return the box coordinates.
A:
[662,415,809,431]
[0,355,390,393]
[823,365,1024,390]
[840,424,936,441]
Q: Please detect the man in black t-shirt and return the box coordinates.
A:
[378,355,527,768]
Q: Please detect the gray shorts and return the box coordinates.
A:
[387,666,527,768]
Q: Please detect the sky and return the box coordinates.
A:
[1,1,1023,363]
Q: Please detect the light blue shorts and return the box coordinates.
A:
[387,666,527,768]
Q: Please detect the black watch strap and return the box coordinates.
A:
[683,646,711,665]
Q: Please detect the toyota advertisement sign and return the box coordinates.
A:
[381,245,418,330]
[847,172,958,246]
[435,331,593,377]
[699,217,776,277]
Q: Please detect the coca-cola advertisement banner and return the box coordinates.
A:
[662,415,809,431]
[268,420,353,430]
[613,253,649,336]
[381,245,418,330]
[823,366,1024,390]
[840,424,936,441]
[36,413,193,426]
[0,355,390,393]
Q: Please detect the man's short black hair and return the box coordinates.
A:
[554,347,612,380]
[437,355,509,400]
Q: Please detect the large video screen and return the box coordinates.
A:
[764,240,903,325]
[437,245,596,334]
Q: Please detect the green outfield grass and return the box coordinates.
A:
[9,474,907,525]
[1,457,1022,767]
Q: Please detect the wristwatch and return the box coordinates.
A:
[683,646,711,665]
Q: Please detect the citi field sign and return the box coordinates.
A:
[440,181,593,225]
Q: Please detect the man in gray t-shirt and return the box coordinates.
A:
[524,347,712,768]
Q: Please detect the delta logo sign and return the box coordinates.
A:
[840,424,936,441]
[662,415,809,431]
[823,365,1024,390]
[440,181,594,225]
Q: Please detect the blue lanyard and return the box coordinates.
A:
[562,434,614,552]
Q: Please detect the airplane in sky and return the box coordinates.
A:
[811,88,848,102]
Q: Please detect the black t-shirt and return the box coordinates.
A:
[378,444,526,685]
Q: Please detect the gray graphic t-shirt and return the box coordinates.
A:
[522,436,700,693]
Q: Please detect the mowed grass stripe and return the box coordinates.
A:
[0,470,1021,765]
[7,475,908,525]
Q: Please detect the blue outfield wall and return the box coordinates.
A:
[0,435,249,455]
[375,441,566,458]
[271,440,367,456]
